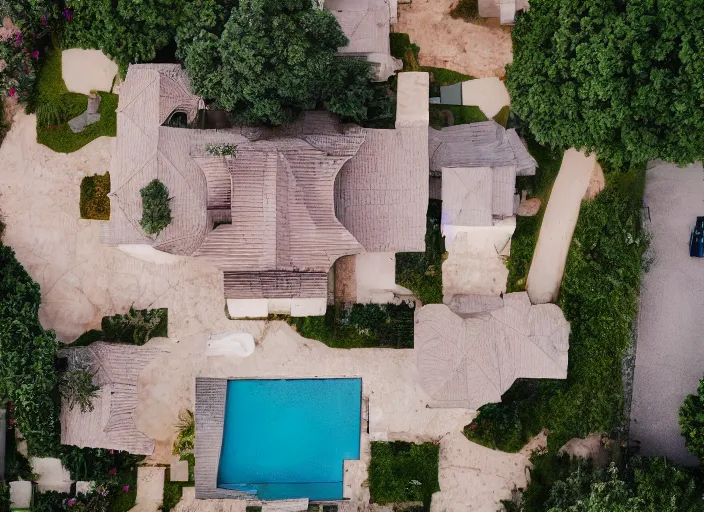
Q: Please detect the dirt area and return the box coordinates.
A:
[62,49,118,95]
[395,0,513,78]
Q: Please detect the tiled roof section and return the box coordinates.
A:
[415,292,570,409]
[335,127,429,252]
[326,0,391,55]
[59,343,163,455]
[442,167,493,227]
[428,121,537,176]
[194,138,365,272]
[224,271,328,299]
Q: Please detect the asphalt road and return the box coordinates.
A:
[630,161,704,466]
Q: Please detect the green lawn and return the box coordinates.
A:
[368,442,440,511]
[429,104,487,129]
[34,48,117,153]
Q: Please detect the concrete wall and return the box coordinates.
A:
[227,298,327,318]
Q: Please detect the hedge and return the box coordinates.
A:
[465,166,647,452]
[285,303,415,349]
[70,308,168,346]
[429,104,487,129]
[80,172,110,220]
[368,441,440,510]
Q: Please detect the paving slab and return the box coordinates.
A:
[630,162,704,466]
[10,481,32,509]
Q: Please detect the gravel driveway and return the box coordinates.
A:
[630,161,704,466]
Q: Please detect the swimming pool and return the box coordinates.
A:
[217,378,362,501]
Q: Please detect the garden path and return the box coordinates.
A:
[395,0,512,78]
[630,161,704,466]
[130,466,166,512]
[525,149,596,304]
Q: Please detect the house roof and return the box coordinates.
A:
[415,292,570,409]
[428,121,537,176]
[335,127,429,252]
[326,0,392,56]
[59,343,162,455]
[104,66,430,299]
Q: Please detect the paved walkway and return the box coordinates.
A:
[630,161,704,466]
[526,149,595,304]
[130,466,165,512]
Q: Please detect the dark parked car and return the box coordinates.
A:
[690,217,704,257]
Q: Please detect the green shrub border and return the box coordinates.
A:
[70,308,168,346]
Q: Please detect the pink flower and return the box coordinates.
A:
[109,467,117,475]
[63,9,72,21]
[32,50,39,59]
[122,485,130,493]
[67,498,77,506]
[8,87,15,97]
[41,15,47,27]
[109,450,114,455]
[469,423,478,431]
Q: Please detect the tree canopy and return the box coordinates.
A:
[506,0,704,167]
[139,179,172,235]
[180,0,383,125]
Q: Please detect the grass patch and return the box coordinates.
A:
[450,0,481,20]
[34,48,117,153]
[368,442,440,510]
[80,172,111,220]
[110,468,139,512]
[492,105,510,127]
[161,467,193,511]
[465,165,647,452]
[396,200,445,305]
[284,303,415,349]
[429,104,487,129]
[505,141,564,292]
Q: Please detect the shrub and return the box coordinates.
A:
[286,303,415,349]
[102,307,168,345]
[429,104,486,129]
[139,179,172,235]
[59,369,100,413]
[450,0,480,20]
[70,328,103,346]
[79,173,110,220]
[368,441,439,510]
[173,409,194,456]
[35,97,68,127]
[0,244,61,456]
[396,200,445,305]
[60,446,142,484]
[679,376,704,461]
[205,143,237,156]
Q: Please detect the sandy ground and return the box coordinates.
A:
[396,0,513,78]
[0,111,546,511]
[460,77,510,117]
[526,149,594,304]
[630,162,704,466]
[62,49,118,95]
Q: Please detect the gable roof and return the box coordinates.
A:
[326,0,392,55]
[429,121,537,176]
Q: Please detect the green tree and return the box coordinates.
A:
[174,0,239,59]
[64,0,181,72]
[181,0,382,125]
[506,0,704,167]
[680,377,704,461]
[139,179,172,235]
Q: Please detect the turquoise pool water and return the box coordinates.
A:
[217,378,362,501]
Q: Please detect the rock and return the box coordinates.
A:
[517,197,541,217]
[559,434,610,467]
[76,481,95,494]
[68,94,102,133]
